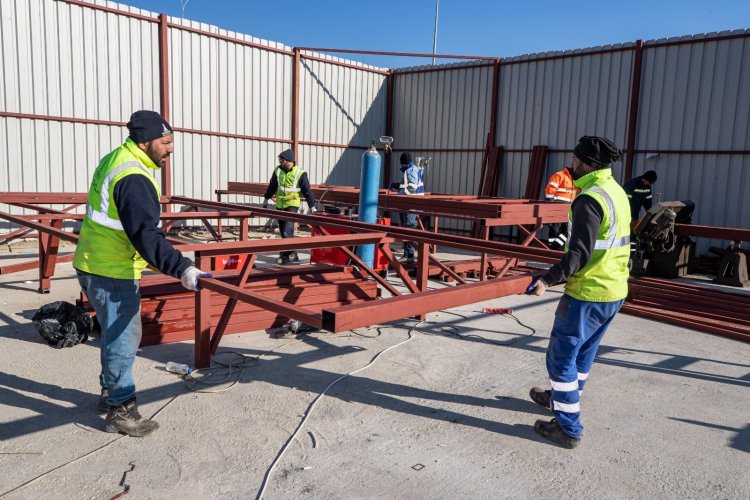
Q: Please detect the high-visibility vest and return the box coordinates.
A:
[274,165,304,209]
[544,167,578,202]
[564,168,631,302]
[73,138,161,280]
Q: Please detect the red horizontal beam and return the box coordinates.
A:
[0,254,74,275]
[171,196,564,263]
[0,210,78,243]
[393,62,496,76]
[199,278,322,328]
[298,140,369,149]
[321,274,532,332]
[181,232,387,256]
[298,47,498,61]
[675,224,750,242]
[300,54,390,75]
[0,111,125,128]
[172,127,291,144]
[57,0,157,22]
[167,22,294,56]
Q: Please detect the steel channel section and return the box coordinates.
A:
[321,274,533,332]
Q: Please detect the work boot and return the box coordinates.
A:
[105,400,159,437]
[97,388,109,413]
[276,255,289,265]
[529,386,552,410]
[533,418,580,449]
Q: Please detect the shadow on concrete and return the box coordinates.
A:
[669,417,750,453]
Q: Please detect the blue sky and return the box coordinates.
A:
[123,0,749,67]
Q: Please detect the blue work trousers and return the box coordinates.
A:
[77,271,142,407]
[546,294,624,438]
[399,212,417,257]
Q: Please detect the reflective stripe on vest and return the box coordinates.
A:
[85,161,150,231]
[587,186,631,250]
[276,167,303,193]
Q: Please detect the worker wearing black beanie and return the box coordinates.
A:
[526,134,631,450]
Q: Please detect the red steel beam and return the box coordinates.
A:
[624,40,644,182]
[321,274,533,332]
[297,47,497,61]
[170,196,563,263]
[199,278,322,328]
[183,232,387,257]
[0,210,78,243]
[159,13,172,198]
[292,47,301,157]
[675,224,750,242]
[0,254,74,275]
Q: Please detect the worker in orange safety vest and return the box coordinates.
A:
[544,166,579,250]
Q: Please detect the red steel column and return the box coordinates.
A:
[195,253,212,368]
[158,14,172,197]
[624,40,644,182]
[292,48,301,158]
[384,70,395,186]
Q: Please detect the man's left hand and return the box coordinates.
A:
[309,206,318,214]
[525,278,547,296]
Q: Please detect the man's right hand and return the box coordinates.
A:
[262,199,269,209]
[181,266,212,291]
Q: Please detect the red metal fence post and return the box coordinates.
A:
[624,40,644,182]
[159,14,172,198]
[292,47,301,158]
[194,253,212,368]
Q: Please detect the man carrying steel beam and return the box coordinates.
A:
[525,136,630,449]
[263,149,318,264]
[73,110,210,437]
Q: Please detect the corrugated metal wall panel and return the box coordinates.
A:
[496,45,634,156]
[638,32,750,151]
[393,62,492,153]
[298,145,366,187]
[299,55,386,148]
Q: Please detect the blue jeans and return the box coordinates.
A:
[399,212,417,257]
[545,294,624,438]
[278,206,300,259]
[77,271,142,407]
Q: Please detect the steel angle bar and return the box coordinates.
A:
[199,278,322,328]
[321,274,533,332]
[675,224,750,242]
[0,193,88,204]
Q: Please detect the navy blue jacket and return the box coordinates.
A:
[114,175,193,278]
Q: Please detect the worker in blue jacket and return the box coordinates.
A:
[390,153,425,262]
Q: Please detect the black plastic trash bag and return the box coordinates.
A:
[31,301,93,349]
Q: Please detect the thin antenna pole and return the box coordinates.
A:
[432,0,439,65]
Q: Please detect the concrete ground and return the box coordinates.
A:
[1,244,749,499]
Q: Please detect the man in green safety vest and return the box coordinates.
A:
[74,110,210,437]
[525,136,630,449]
[263,149,318,264]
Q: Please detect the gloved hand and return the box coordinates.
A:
[525,278,547,296]
[180,266,212,291]
[309,206,318,215]
[262,199,269,209]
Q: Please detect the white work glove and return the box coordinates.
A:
[180,266,212,291]
[309,206,318,214]
[262,198,269,209]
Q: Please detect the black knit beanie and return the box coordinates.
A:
[127,110,173,143]
[278,149,295,162]
[573,136,622,167]
[642,170,658,183]
[400,152,412,165]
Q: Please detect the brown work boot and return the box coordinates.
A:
[529,386,552,410]
[105,399,159,437]
[534,418,580,449]
[97,388,109,413]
